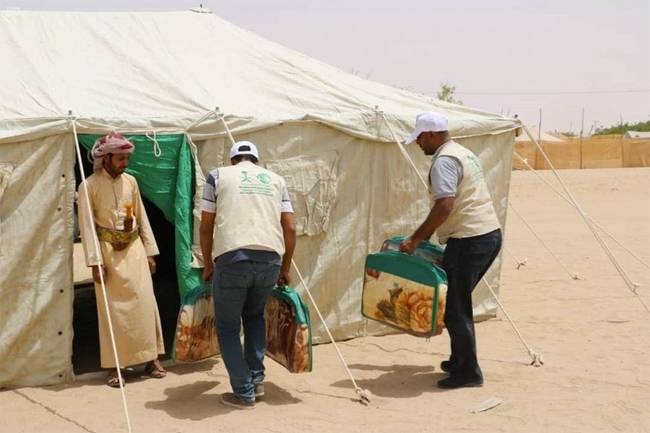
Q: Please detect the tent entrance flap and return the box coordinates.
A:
[73,134,200,373]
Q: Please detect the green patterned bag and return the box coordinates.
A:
[363,250,448,337]
[265,285,313,373]
[174,283,220,362]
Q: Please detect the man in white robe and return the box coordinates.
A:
[78,132,166,387]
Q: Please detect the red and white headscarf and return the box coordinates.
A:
[90,131,135,171]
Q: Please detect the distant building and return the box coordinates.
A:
[624,131,650,139]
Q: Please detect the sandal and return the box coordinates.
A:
[106,371,124,388]
[144,360,167,379]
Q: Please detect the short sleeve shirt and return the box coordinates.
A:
[430,156,463,200]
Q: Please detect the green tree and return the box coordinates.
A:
[594,119,650,135]
[437,82,463,105]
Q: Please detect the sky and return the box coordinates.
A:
[2,0,649,133]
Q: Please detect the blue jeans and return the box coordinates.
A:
[212,257,280,401]
[442,229,502,382]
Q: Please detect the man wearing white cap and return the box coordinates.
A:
[400,112,502,389]
[199,141,296,408]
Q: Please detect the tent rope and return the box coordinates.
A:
[481,275,544,367]
[513,151,650,272]
[145,130,162,157]
[69,114,133,433]
[291,260,372,405]
[378,109,543,366]
[503,246,528,270]
[377,109,432,194]
[522,126,647,313]
[216,111,238,147]
[508,201,580,280]
[185,108,222,132]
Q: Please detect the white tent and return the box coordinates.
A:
[515,126,565,143]
[0,10,520,387]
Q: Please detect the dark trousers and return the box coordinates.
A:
[441,229,502,382]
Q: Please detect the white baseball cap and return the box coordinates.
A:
[404,112,449,144]
[230,141,260,160]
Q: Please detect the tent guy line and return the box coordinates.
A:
[522,126,649,314]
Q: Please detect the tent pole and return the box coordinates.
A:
[69,112,133,433]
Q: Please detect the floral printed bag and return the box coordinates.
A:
[363,250,448,337]
[265,285,313,373]
[174,283,220,362]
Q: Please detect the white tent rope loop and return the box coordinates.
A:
[291,260,371,405]
[185,107,237,147]
[513,151,650,272]
[185,108,222,133]
[380,110,542,366]
[145,130,161,157]
[69,115,133,433]
[217,113,237,147]
[508,201,580,280]
[522,126,646,311]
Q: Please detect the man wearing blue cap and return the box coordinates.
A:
[400,112,502,389]
[200,140,296,408]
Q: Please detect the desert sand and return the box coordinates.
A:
[3,167,649,433]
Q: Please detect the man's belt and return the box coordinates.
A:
[96,226,139,251]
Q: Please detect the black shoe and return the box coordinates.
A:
[437,376,483,389]
[440,360,454,373]
[221,392,255,409]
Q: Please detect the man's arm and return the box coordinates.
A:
[200,211,216,281]
[278,212,296,286]
[400,156,460,253]
[400,197,454,254]
[133,179,159,257]
[132,179,159,274]
[77,180,106,282]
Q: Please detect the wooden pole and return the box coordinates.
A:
[579,108,584,169]
[620,114,625,168]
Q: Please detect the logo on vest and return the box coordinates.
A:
[256,173,271,184]
[466,154,484,181]
[238,170,274,196]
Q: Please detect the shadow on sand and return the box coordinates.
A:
[144,380,301,419]
[330,363,449,398]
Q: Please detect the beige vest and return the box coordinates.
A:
[432,141,500,244]
[213,161,286,258]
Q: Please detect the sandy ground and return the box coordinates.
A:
[3,167,650,433]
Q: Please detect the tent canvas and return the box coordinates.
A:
[0,10,519,387]
[515,126,565,143]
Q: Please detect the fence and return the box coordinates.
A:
[513,135,650,170]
